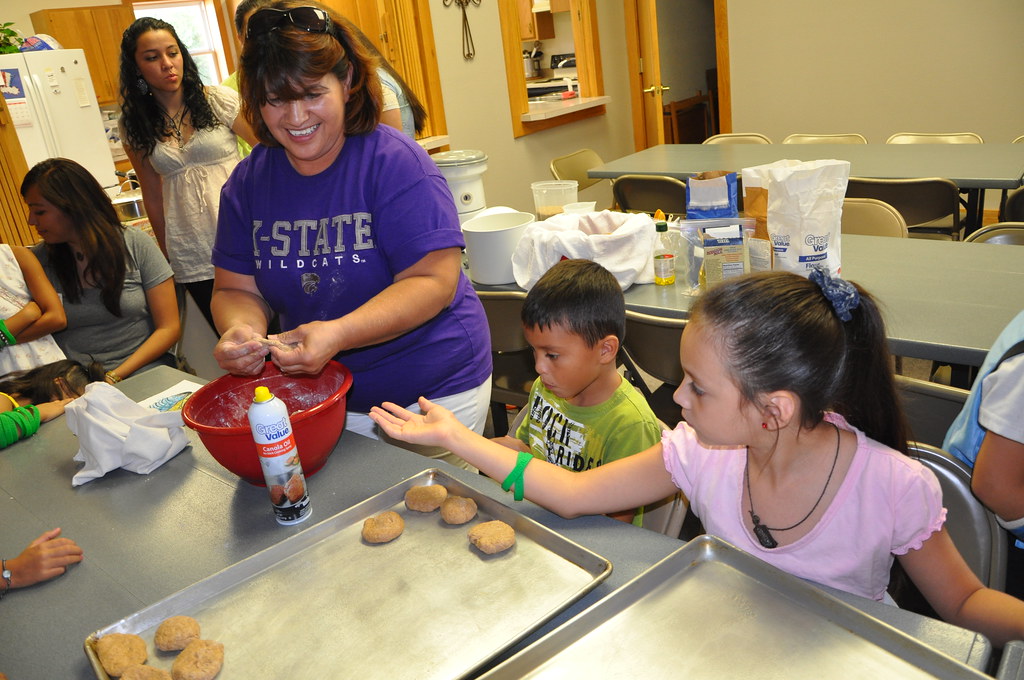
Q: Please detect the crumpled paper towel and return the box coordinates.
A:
[65,382,188,486]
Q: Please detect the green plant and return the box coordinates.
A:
[0,22,24,54]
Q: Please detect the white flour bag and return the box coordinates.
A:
[765,159,850,276]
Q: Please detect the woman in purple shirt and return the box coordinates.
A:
[211,2,491,468]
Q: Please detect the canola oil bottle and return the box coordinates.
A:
[248,385,312,525]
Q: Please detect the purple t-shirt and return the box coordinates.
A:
[213,125,491,412]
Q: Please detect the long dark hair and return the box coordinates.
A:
[119,17,219,156]
[21,159,130,316]
[0,359,104,404]
[690,270,908,452]
[240,0,380,146]
[355,30,427,134]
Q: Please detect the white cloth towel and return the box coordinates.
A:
[65,382,188,486]
[511,210,656,290]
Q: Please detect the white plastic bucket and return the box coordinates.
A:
[461,211,534,285]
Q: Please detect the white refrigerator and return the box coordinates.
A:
[0,49,118,190]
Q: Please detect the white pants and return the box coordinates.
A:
[345,377,492,471]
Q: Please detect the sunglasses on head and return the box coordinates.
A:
[246,6,332,40]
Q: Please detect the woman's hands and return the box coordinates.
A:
[269,320,343,375]
[6,528,83,589]
[214,324,271,376]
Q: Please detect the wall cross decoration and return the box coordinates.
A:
[442,0,481,60]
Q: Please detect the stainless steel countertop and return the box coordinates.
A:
[0,366,1002,678]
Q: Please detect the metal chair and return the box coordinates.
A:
[782,133,867,144]
[702,132,772,144]
[885,132,984,144]
[906,442,1007,591]
[1000,186,1024,222]
[477,290,536,438]
[840,198,908,238]
[550,148,611,210]
[885,133,982,234]
[611,174,688,219]
[997,136,1024,218]
[895,375,968,449]
[642,488,688,539]
[549,148,604,192]
[619,310,686,428]
[963,222,1024,245]
[845,176,962,240]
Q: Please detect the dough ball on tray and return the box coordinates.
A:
[122,665,172,680]
[95,632,148,677]
[440,495,478,525]
[171,639,224,680]
[468,520,516,554]
[362,510,405,544]
[154,615,200,652]
[404,484,448,512]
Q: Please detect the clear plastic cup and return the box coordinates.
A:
[531,180,579,220]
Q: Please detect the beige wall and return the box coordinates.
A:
[10,0,1021,213]
[425,1,635,213]
[725,0,1024,145]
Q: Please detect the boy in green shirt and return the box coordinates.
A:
[492,259,662,526]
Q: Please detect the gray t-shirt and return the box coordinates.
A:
[32,227,174,372]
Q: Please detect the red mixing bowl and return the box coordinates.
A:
[182,361,353,485]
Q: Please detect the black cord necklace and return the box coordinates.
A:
[745,422,840,549]
[161,106,187,148]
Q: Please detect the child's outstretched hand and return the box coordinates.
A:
[370,397,461,449]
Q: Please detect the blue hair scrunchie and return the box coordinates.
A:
[809,267,860,322]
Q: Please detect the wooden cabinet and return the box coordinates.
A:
[550,0,571,11]
[31,5,135,105]
[517,0,554,41]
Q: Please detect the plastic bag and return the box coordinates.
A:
[511,210,656,290]
[743,159,850,277]
[686,171,739,219]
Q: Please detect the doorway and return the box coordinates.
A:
[624,0,730,150]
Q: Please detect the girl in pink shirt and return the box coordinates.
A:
[372,269,1024,647]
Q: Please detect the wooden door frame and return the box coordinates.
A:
[625,0,731,150]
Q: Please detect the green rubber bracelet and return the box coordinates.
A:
[18,405,40,438]
[500,450,533,502]
[0,320,15,347]
[0,416,16,447]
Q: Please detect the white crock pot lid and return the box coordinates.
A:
[433,149,488,167]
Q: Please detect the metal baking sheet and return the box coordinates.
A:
[84,469,611,679]
[479,535,992,679]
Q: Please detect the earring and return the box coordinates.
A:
[761,422,768,429]
[136,76,149,94]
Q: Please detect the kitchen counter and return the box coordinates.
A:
[522,95,611,122]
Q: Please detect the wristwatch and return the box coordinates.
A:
[1,559,11,598]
